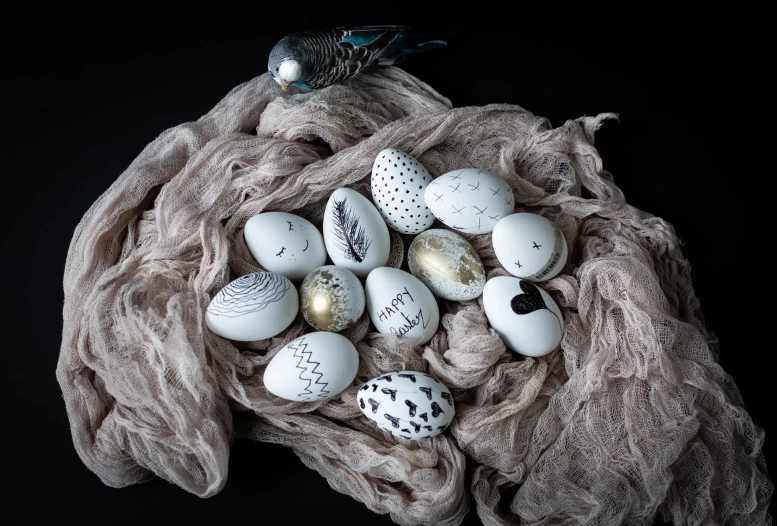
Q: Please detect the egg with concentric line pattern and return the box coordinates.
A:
[370,148,435,235]
[357,371,454,440]
[205,272,299,341]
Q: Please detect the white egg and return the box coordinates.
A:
[244,212,327,281]
[482,276,563,357]
[407,229,485,301]
[492,213,568,281]
[424,168,514,234]
[205,272,299,341]
[357,371,454,440]
[263,332,359,402]
[370,148,435,235]
[323,188,390,278]
[365,267,439,345]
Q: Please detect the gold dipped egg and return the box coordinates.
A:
[407,229,486,301]
[300,266,365,332]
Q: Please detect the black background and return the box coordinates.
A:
[2,7,772,525]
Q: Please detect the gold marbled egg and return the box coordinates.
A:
[407,229,486,301]
[300,266,365,331]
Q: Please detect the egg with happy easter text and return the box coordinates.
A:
[424,168,514,234]
[482,276,563,357]
[323,188,390,278]
[300,266,365,332]
[365,267,439,345]
[370,148,435,235]
[492,213,568,281]
[205,272,299,341]
[358,370,454,439]
[407,229,485,301]
[244,212,327,282]
[263,332,359,402]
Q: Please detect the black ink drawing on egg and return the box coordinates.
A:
[368,398,380,414]
[419,412,428,422]
[360,398,365,409]
[372,384,379,392]
[510,280,562,331]
[410,422,421,433]
[405,400,417,416]
[431,402,444,418]
[381,388,397,401]
[376,375,393,382]
[424,426,434,432]
[398,373,416,382]
[419,387,433,400]
[401,428,411,434]
[384,414,400,428]
[208,273,291,318]
[441,392,453,406]
[331,196,372,263]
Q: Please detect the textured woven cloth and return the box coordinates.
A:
[57,67,772,525]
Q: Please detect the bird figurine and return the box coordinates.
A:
[267,25,448,90]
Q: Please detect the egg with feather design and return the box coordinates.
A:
[323,188,390,278]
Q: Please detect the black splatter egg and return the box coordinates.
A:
[370,148,436,235]
[357,370,455,440]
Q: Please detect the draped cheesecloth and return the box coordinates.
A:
[56,68,772,525]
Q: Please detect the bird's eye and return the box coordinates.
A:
[275,67,279,71]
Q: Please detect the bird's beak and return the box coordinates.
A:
[280,81,289,91]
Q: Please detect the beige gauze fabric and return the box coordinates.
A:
[57,67,772,525]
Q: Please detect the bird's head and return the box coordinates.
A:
[268,58,302,91]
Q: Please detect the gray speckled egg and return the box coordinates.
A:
[300,266,365,332]
[407,229,486,301]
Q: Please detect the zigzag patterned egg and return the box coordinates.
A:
[263,332,359,402]
[357,371,454,440]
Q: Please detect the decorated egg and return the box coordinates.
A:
[482,276,563,357]
[370,148,435,235]
[364,267,439,344]
[205,272,298,341]
[492,213,568,281]
[300,266,365,332]
[244,212,327,281]
[323,188,390,278]
[424,168,514,234]
[357,371,454,440]
[263,332,359,402]
[407,229,485,301]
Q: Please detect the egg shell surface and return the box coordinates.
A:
[244,212,327,281]
[264,332,359,402]
[492,213,568,281]
[357,370,454,439]
[205,272,299,341]
[424,168,514,234]
[323,188,390,278]
[482,276,563,357]
[407,229,485,301]
[370,148,435,235]
[365,267,440,345]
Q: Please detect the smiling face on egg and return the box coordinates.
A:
[244,212,327,281]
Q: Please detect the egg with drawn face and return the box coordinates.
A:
[244,212,327,281]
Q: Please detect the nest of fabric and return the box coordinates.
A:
[57,68,772,525]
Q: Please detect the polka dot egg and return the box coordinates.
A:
[370,148,435,235]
